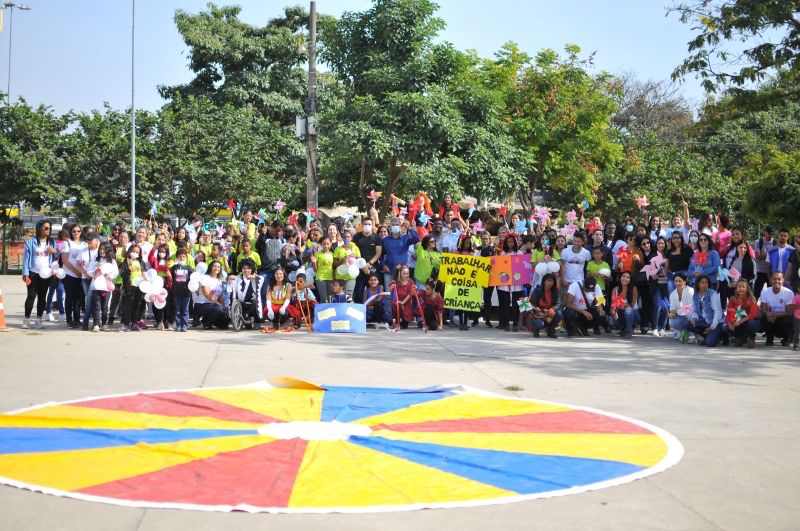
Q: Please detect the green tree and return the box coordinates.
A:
[318,0,520,218]
[670,0,800,103]
[481,43,624,211]
[61,105,159,222]
[0,95,71,218]
[156,95,304,220]
[739,146,800,227]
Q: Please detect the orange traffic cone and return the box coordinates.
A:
[0,287,8,332]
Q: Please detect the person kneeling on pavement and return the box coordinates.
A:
[564,276,606,337]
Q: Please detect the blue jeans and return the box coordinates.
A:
[531,309,563,331]
[383,272,395,315]
[612,308,640,335]
[81,286,99,328]
[687,320,724,347]
[723,319,759,341]
[46,279,64,314]
[258,272,272,304]
[670,315,690,332]
[174,296,191,329]
[651,286,669,331]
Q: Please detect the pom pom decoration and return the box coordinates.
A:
[472,219,484,232]
[274,199,286,212]
[559,224,577,238]
[690,218,700,231]
[566,209,578,223]
[635,196,649,209]
[38,266,53,279]
[692,251,708,267]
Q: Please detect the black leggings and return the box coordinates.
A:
[121,286,143,326]
[497,289,522,328]
[24,273,50,318]
[153,289,175,325]
[63,276,84,324]
[108,288,123,324]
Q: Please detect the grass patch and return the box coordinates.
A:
[503,385,524,392]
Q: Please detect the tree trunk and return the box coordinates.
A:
[358,158,369,212]
[378,156,406,224]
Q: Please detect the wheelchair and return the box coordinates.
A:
[227,282,257,332]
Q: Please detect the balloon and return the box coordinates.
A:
[597,268,611,277]
[195,262,208,275]
[38,266,53,279]
[100,263,115,276]
[288,271,298,282]
[93,276,107,292]
[145,269,159,283]
[355,258,367,269]
[346,256,356,266]
[150,276,164,291]
[144,293,155,303]
[347,265,359,278]
[55,268,67,280]
[188,280,200,292]
[189,272,201,282]
[305,267,315,286]
[336,264,349,276]
[154,298,167,309]
[138,280,152,294]
[546,262,560,274]
[535,263,548,276]
[132,276,143,287]
[157,288,168,299]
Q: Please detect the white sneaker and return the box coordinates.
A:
[47,312,55,322]
[651,329,660,337]
[92,325,100,332]
[21,319,29,329]
[58,313,66,322]
[660,329,667,337]
[34,318,44,329]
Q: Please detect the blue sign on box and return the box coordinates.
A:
[313,303,367,334]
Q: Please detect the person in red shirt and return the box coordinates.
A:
[724,279,761,348]
[420,279,444,331]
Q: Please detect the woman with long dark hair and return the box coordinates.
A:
[21,220,57,329]
[61,223,87,328]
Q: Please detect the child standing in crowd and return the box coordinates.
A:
[312,236,334,303]
[150,243,174,330]
[82,242,118,332]
[333,229,361,297]
[170,248,193,332]
[389,264,417,330]
[363,273,386,325]
[119,245,147,332]
[497,234,525,332]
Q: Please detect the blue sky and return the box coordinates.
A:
[1,0,706,115]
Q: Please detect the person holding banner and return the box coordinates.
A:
[496,234,525,332]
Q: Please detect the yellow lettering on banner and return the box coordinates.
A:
[438,253,490,287]
[443,284,482,312]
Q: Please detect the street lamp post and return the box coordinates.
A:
[130,0,136,228]
[2,2,31,103]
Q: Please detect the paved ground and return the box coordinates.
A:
[0,275,798,530]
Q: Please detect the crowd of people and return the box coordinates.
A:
[19,192,800,350]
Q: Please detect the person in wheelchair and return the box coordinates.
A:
[232,259,263,328]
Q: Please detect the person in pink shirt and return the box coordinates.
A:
[792,283,800,351]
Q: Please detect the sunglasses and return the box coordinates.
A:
[71,230,82,234]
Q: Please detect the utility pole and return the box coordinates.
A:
[130,0,136,228]
[305,1,318,213]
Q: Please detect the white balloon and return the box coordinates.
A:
[288,271,298,282]
[93,276,107,292]
[355,258,367,269]
[546,262,560,274]
[347,265,359,278]
[195,262,208,275]
[132,276,143,287]
[38,266,53,279]
[336,264,349,276]
[145,269,159,283]
[154,298,167,309]
[144,293,155,303]
[189,272,201,282]
[138,280,152,294]
[534,263,548,276]
[55,268,67,280]
[188,280,200,292]
[304,267,315,286]
[597,268,611,277]
[150,276,164,291]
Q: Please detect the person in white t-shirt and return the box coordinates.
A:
[21,220,57,329]
[61,224,88,328]
[759,271,794,346]
[564,276,606,337]
[560,232,591,285]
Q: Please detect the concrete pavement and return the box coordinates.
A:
[0,275,798,530]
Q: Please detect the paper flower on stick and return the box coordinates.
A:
[635,196,649,209]
[641,254,667,279]
[534,207,551,221]
[690,218,699,231]
[595,294,606,306]
[692,251,708,267]
[215,224,226,238]
[728,267,741,282]
[498,206,508,219]
[274,200,286,212]
[227,198,236,214]
[515,220,527,234]
[398,207,408,219]
[287,212,299,225]
[718,267,730,283]
[679,304,693,316]
[304,212,314,225]
[472,219,484,232]
[418,213,431,226]
[517,298,532,312]
[735,307,748,321]
[559,224,577,238]
[581,199,591,210]
[616,246,631,263]
[611,292,626,312]
[566,209,578,223]
[367,191,383,202]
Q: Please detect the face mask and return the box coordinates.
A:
[343,238,351,245]
[130,253,139,260]
[362,225,372,234]
[176,260,186,265]
[158,252,166,259]
[625,224,634,233]
[689,236,699,244]
[391,225,401,234]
